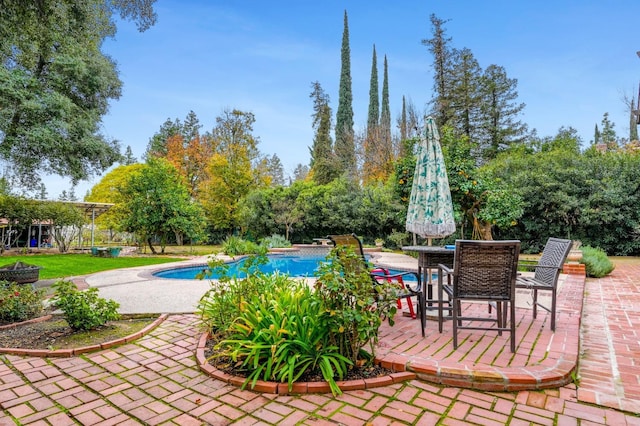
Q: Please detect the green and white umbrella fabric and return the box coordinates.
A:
[405,116,456,244]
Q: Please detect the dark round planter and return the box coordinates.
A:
[0,262,42,284]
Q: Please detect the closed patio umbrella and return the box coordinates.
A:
[405,116,456,245]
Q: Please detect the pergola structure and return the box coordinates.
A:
[64,201,114,247]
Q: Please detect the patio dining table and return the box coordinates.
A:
[402,245,455,313]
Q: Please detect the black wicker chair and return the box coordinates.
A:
[515,237,572,332]
[438,240,520,352]
[328,234,425,337]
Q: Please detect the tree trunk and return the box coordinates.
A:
[147,237,157,254]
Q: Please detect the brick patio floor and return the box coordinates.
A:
[1,263,640,425]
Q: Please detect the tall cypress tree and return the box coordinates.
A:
[381,55,391,152]
[400,96,408,144]
[630,95,638,142]
[335,10,355,178]
[379,55,393,177]
[367,45,379,132]
[363,45,379,184]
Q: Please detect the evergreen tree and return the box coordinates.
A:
[479,64,527,161]
[309,81,337,184]
[122,146,137,165]
[381,55,391,148]
[449,48,483,143]
[367,45,380,132]
[630,96,638,142]
[266,154,285,187]
[363,45,380,184]
[292,164,309,182]
[380,55,393,174]
[37,184,48,200]
[335,10,355,178]
[422,14,454,127]
[600,112,618,149]
[146,118,182,159]
[593,124,601,145]
[399,96,408,144]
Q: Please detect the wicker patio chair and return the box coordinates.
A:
[515,237,572,332]
[437,240,520,352]
[328,234,425,337]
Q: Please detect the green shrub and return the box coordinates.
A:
[51,280,120,331]
[580,246,615,278]
[0,281,44,323]
[314,247,399,366]
[221,236,265,256]
[259,234,291,248]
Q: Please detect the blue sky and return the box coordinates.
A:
[56,0,640,198]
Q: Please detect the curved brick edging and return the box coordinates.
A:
[195,332,416,395]
[376,354,575,392]
[0,313,168,358]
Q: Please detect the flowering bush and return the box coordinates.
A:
[0,281,44,324]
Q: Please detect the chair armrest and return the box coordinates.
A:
[518,262,564,272]
[370,270,421,293]
[438,264,453,274]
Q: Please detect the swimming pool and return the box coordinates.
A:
[153,254,417,282]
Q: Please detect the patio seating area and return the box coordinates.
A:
[374,265,583,391]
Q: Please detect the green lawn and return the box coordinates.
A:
[0,254,188,280]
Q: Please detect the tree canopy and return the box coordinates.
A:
[0,0,157,190]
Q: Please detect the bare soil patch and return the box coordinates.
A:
[0,314,158,350]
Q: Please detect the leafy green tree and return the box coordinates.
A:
[119,158,206,253]
[0,195,40,252]
[271,187,303,240]
[41,202,85,253]
[483,128,586,251]
[335,10,355,178]
[442,127,523,240]
[0,0,156,190]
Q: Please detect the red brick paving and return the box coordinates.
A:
[1,265,639,424]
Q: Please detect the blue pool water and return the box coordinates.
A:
[153,254,417,282]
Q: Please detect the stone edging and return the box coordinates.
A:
[195,332,416,395]
[0,314,168,358]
